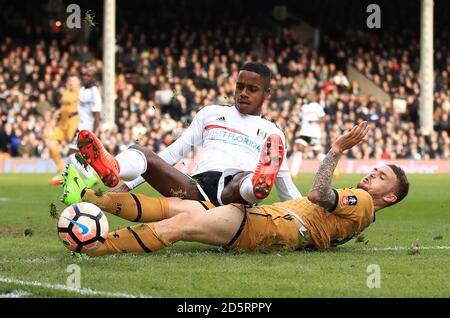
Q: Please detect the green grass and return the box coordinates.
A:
[0,173,449,297]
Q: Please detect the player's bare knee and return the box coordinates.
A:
[167,197,185,216]
[170,199,207,218]
[154,213,190,242]
[221,171,252,204]
[169,212,201,240]
[129,144,156,164]
[224,171,251,192]
[167,197,184,204]
[129,144,148,156]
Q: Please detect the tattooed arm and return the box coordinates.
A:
[307,150,341,210]
[307,121,369,209]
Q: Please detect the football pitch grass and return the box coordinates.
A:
[0,173,449,298]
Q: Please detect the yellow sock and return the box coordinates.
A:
[82,189,169,222]
[50,143,64,172]
[87,223,171,256]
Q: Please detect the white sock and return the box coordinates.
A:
[124,176,146,190]
[115,149,147,181]
[69,153,94,179]
[239,174,261,204]
[290,153,302,177]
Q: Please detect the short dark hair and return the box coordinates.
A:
[387,164,409,206]
[82,63,96,74]
[240,62,271,90]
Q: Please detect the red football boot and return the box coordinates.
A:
[48,174,63,185]
[76,130,120,187]
[252,134,285,199]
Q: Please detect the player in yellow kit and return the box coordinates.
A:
[64,121,409,255]
[48,75,80,185]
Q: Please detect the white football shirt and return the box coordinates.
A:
[77,86,102,131]
[157,105,301,201]
[299,102,325,139]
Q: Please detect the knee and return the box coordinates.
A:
[167,197,184,205]
[129,144,156,164]
[173,211,192,225]
[227,171,252,189]
[166,197,185,215]
[221,171,252,204]
[166,212,198,240]
[129,144,148,155]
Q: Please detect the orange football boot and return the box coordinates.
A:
[48,174,63,185]
[252,134,285,199]
[76,130,120,187]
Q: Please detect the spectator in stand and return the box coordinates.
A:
[0,1,449,168]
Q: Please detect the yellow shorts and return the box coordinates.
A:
[51,117,78,143]
[226,205,313,253]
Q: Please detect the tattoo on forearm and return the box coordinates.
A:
[310,150,341,208]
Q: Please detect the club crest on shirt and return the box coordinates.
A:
[342,195,358,206]
[257,128,268,140]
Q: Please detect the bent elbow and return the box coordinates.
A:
[307,190,319,203]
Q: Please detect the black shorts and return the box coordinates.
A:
[192,171,234,206]
[297,135,321,150]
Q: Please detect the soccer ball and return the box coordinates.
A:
[57,202,109,253]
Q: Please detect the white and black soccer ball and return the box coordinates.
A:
[57,202,109,254]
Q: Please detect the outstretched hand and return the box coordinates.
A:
[331,121,369,154]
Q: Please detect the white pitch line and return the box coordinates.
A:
[0,258,55,264]
[359,246,450,251]
[0,277,152,298]
[0,290,33,298]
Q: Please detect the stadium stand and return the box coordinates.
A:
[0,0,449,164]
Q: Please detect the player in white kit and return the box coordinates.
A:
[292,92,338,179]
[296,92,326,158]
[66,65,101,187]
[63,62,301,207]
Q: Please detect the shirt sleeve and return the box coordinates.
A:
[328,188,373,221]
[274,128,302,200]
[275,169,302,201]
[91,87,102,112]
[316,104,325,118]
[157,107,206,165]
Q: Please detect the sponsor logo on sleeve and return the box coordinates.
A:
[342,195,358,206]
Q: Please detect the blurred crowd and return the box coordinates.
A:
[1,7,449,162]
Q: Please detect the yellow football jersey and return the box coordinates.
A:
[58,90,79,124]
[270,188,375,251]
